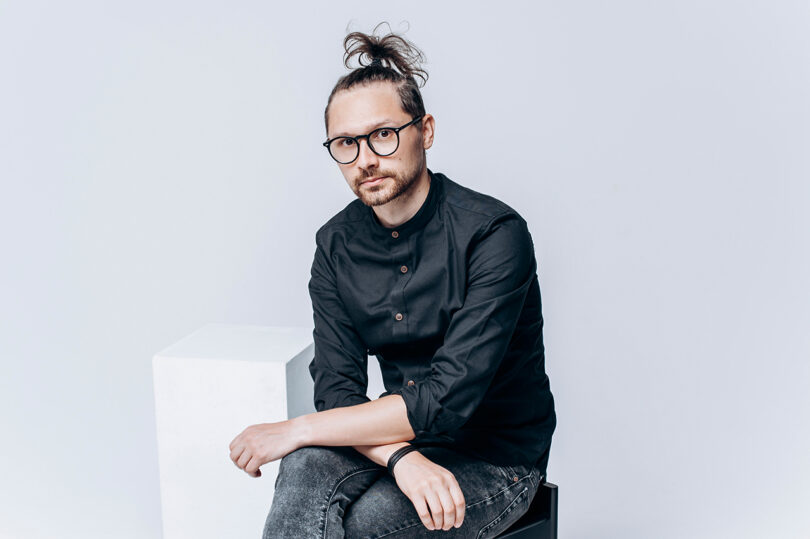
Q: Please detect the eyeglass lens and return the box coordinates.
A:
[329,128,399,163]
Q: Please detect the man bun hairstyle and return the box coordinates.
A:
[325,23,428,132]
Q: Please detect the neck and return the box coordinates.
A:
[372,167,431,228]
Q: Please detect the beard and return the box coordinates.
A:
[351,158,423,207]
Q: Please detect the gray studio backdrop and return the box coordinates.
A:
[1,1,808,538]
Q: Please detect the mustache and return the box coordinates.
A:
[355,169,397,184]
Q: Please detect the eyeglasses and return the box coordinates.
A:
[323,117,423,164]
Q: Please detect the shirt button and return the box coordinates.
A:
[391,231,399,238]
[513,476,519,482]
[400,265,408,273]
[407,380,415,386]
[395,312,404,321]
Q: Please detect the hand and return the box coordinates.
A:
[228,420,302,478]
[391,451,466,531]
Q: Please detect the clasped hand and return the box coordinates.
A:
[391,451,466,531]
[229,421,300,478]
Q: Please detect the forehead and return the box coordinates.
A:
[328,82,409,136]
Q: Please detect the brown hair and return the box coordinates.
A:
[324,23,428,133]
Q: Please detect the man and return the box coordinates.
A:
[229,28,556,538]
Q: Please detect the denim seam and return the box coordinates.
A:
[374,520,425,539]
[322,466,382,539]
[476,486,530,539]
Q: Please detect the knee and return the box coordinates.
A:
[273,447,341,503]
[278,446,353,481]
[280,446,329,470]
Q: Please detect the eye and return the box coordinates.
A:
[376,129,392,139]
[337,137,356,147]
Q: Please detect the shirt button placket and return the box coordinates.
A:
[391,230,407,335]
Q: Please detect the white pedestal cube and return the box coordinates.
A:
[152,323,315,539]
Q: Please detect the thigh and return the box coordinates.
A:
[343,447,541,539]
[265,446,384,539]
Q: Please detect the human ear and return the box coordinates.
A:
[420,114,435,150]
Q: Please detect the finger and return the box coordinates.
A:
[424,489,444,531]
[245,455,262,477]
[410,496,434,531]
[448,482,466,528]
[236,449,252,470]
[230,445,245,466]
[436,487,456,531]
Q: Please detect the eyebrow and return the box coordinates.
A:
[331,119,401,138]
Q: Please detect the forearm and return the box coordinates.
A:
[295,394,416,448]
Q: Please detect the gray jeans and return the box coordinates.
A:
[263,445,545,538]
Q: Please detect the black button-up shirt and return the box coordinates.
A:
[308,170,556,467]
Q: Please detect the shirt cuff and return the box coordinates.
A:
[396,380,467,437]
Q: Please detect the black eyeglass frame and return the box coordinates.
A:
[323,116,423,164]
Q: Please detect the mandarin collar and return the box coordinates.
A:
[367,169,442,240]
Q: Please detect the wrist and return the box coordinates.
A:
[387,444,420,476]
[289,414,314,448]
[381,442,410,463]
[354,442,410,467]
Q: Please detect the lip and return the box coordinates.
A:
[361,176,387,186]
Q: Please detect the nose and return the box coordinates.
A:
[355,137,379,170]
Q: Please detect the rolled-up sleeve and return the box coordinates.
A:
[307,232,371,412]
[397,212,537,436]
